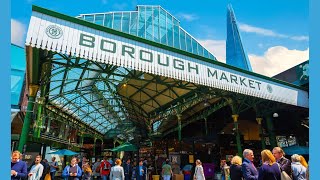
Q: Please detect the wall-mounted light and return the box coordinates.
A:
[273,113,279,118]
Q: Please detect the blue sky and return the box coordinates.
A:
[11,0,309,76]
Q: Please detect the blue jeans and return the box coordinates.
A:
[163,175,171,180]
[50,171,56,180]
[101,175,109,180]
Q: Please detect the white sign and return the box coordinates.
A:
[25,10,308,108]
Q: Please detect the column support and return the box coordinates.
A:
[232,114,242,156]
[266,116,277,148]
[256,118,266,149]
[18,84,39,152]
[177,114,182,142]
[93,137,97,157]
[204,118,208,136]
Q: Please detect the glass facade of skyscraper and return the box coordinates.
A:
[77,5,216,61]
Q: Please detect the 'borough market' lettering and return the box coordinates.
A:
[80,33,262,91]
[207,68,262,90]
[79,33,199,74]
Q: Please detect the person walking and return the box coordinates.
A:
[299,155,308,168]
[82,162,93,180]
[291,154,306,180]
[28,155,44,180]
[258,149,281,180]
[92,158,101,180]
[123,159,132,180]
[100,157,111,180]
[136,160,147,180]
[272,147,292,178]
[62,157,83,180]
[193,159,205,180]
[110,159,125,180]
[242,149,258,180]
[229,156,243,180]
[11,150,27,180]
[49,157,58,180]
[162,159,173,180]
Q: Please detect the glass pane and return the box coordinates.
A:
[159,8,167,45]
[167,14,173,47]
[95,15,104,25]
[153,7,160,43]
[173,25,180,49]
[138,6,146,38]
[145,7,153,41]
[186,34,192,53]
[203,49,209,58]
[85,15,94,23]
[122,13,130,34]
[192,38,198,54]
[179,29,186,51]
[104,13,113,28]
[198,44,204,56]
[130,12,138,36]
[113,13,121,31]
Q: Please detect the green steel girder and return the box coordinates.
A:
[45,106,103,136]
[161,99,230,137]
[150,93,218,123]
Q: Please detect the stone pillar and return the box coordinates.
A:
[256,118,266,149]
[266,116,277,148]
[18,84,39,152]
[232,114,242,156]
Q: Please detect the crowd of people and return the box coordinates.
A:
[11,146,309,180]
[220,147,309,180]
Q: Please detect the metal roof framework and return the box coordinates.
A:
[25,6,309,141]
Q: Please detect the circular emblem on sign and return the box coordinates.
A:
[46,25,63,39]
[267,84,273,93]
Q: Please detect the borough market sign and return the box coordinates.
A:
[25,6,308,108]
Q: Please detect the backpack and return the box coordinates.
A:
[95,163,101,173]
[103,161,111,171]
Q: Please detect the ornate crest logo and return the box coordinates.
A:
[46,25,63,39]
[267,84,273,93]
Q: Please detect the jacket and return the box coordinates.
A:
[242,158,258,180]
[62,164,83,179]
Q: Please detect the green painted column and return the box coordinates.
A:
[266,116,277,148]
[33,97,45,138]
[93,137,96,157]
[256,118,266,149]
[18,85,39,152]
[177,114,182,142]
[204,118,208,135]
[232,115,242,156]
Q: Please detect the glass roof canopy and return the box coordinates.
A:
[46,53,202,138]
[42,5,218,138]
[77,5,217,61]
[48,57,132,135]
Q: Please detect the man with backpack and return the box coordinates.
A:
[92,158,101,180]
[100,156,111,180]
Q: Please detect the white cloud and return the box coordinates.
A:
[198,39,226,63]
[239,23,287,38]
[249,46,309,77]
[11,19,26,47]
[291,36,309,41]
[177,13,199,22]
[239,23,308,41]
